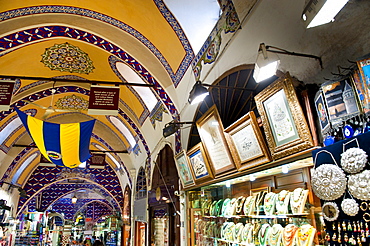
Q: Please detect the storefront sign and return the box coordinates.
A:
[0,80,15,111]
[88,85,120,115]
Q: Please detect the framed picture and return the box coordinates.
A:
[187,143,213,183]
[314,90,330,133]
[321,78,360,123]
[224,111,271,171]
[174,150,195,188]
[255,73,314,160]
[355,57,370,113]
[196,105,236,176]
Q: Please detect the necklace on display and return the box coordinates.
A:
[291,188,304,213]
[264,192,277,215]
[269,224,283,245]
[235,196,246,214]
[276,190,289,214]
[258,224,271,246]
[283,224,298,246]
[297,225,315,246]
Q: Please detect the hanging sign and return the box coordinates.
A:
[0,80,15,111]
[89,153,106,169]
[88,85,120,115]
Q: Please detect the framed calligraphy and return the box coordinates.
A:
[196,105,236,176]
[255,73,314,160]
[224,111,271,171]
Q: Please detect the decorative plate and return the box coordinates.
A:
[341,198,359,216]
[311,164,346,200]
[348,170,370,200]
[341,147,368,174]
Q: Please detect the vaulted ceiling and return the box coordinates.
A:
[1,0,369,221]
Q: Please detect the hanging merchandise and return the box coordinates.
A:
[341,198,359,217]
[311,151,347,201]
[347,170,370,200]
[340,147,368,173]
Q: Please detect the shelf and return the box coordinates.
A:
[202,213,309,219]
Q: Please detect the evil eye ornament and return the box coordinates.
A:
[343,125,354,139]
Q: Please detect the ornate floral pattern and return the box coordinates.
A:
[340,147,368,174]
[341,198,359,216]
[41,42,95,74]
[55,94,89,110]
[311,164,347,200]
[348,170,370,200]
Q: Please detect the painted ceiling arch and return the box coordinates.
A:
[0,0,198,221]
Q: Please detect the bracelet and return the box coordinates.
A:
[363,213,370,222]
[361,202,368,211]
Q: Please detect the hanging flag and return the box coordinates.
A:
[16,108,96,168]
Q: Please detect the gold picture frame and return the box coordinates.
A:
[255,73,314,160]
[174,150,195,188]
[187,142,214,183]
[196,105,236,176]
[224,111,271,171]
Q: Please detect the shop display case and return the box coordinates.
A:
[187,157,325,246]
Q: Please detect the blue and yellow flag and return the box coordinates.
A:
[16,109,96,168]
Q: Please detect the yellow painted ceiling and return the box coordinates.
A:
[0,0,186,72]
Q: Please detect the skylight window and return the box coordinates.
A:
[109,116,136,148]
[116,62,157,111]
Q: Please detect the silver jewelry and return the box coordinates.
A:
[341,147,368,174]
[341,198,359,216]
[311,164,347,200]
[348,170,370,200]
[322,202,340,221]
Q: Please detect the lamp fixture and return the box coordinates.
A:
[188,81,209,105]
[1,181,27,198]
[253,43,322,83]
[162,121,194,138]
[188,81,254,105]
[302,0,349,29]
[71,194,78,204]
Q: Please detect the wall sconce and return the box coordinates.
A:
[253,43,323,83]
[2,181,27,198]
[162,121,194,138]
[302,0,349,29]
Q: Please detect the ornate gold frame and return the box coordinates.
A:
[255,73,313,160]
[224,111,271,171]
[187,142,214,183]
[196,105,236,176]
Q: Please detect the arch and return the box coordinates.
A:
[135,167,147,200]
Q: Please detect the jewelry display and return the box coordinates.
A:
[226,198,237,216]
[254,191,267,215]
[348,170,370,200]
[341,147,368,174]
[258,223,271,246]
[233,222,244,242]
[275,190,291,215]
[295,224,316,246]
[252,222,261,245]
[290,188,309,214]
[267,224,283,246]
[243,196,256,215]
[241,223,252,243]
[209,201,217,216]
[311,164,347,201]
[322,202,340,221]
[282,224,298,246]
[221,198,231,216]
[360,202,368,211]
[263,192,277,215]
[235,196,246,215]
[363,213,370,222]
[341,198,360,216]
[202,200,212,215]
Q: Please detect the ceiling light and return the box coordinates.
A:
[303,0,349,28]
[188,81,209,105]
[282,164,290,174]
[253,43,322,83]
[253,43,280,83]
[225,181,231,188]
[250,174,256,182]
[71,194,77,204]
